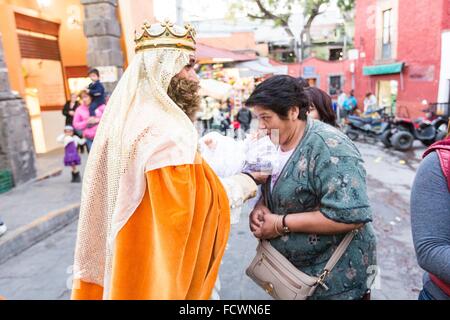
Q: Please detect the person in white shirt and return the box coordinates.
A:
[0,218,6,238]
[337,90,347,110]
[364,92,378,114]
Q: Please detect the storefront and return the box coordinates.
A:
[0,0,88,153]
[363,62,404,115]
[0,0,153,153]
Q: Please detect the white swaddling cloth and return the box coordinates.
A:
[199,131,278,224]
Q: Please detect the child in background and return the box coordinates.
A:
[57,126,86,183]
[0,218,6,238]
[86,68,106,118]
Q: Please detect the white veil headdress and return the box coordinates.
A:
[73,22,198,298]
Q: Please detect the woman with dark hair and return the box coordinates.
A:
[297,77,310,90]
[304,86,338,127]
[245,75,376,300]
[62,93,80,126]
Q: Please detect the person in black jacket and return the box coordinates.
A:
[62,93,85,153]
[62,93,80,126]
[236,105,253,133]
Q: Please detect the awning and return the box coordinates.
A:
[363,62,405,76]
[196,43,256,64]
[235,57,288,78]
[199,79,233,101]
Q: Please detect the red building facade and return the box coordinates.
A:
[287,58,354,98]
[353,0,450,118]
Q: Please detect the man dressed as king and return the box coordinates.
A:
[71,21,261,300]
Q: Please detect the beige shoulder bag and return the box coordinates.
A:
[245,230,357,300]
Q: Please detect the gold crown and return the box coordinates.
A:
[134,20,196,53]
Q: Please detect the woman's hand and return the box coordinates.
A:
[250,204,282,240]
[253,212,283,240]
[249,204,266,233]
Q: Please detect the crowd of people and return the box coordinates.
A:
[59,69,107,183]
[197,97,253,138]
[198,81,382,141]
[0,69,108,239]
[335,89,379,118]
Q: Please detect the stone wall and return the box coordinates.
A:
[0,34,36,186]
[81,0,124,95]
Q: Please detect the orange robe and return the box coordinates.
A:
[72,155,230,299]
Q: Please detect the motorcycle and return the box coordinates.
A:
[381,103,449,151]
[429,102,449,141]
[344,107,392,143]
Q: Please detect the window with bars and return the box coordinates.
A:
[329,76,342,96]
[382,9,392,60]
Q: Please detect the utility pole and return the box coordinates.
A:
[176,0,183,25]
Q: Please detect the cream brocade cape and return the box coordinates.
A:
[72,47,256,300]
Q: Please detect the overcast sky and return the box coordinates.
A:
[153,0,231,22]
[153,0,340,23]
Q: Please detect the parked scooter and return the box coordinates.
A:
[381,103,449,151]
[344,107,391,142]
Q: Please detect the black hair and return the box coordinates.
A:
[297,77,310,89]
[304,87,338,127]
[88,68,100,77]
[245,75,310,121]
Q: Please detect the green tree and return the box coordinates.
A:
[299,0,330,59]
[336,0,356,54]
[228,0,331,61]
[227,0,355,61]
[337,0,355,14]
[227,0,296,38]
[226,0,298,61]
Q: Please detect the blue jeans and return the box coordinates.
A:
[418,288,435,300]
[89,100,101,116]
[85,139,93,153]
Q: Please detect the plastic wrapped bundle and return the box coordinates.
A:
[199,132,278,178]
[199,132,246,177]
[199,132,278,224]
[242,134,278,175]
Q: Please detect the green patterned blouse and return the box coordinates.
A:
[264,117,377,300]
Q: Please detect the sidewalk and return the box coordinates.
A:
[0,148,86,264]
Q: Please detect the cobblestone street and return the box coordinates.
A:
[0,140,425,300]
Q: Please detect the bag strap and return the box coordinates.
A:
[263,179,358,290]
[316,229,358,289]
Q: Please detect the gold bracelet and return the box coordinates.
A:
[273,217,280,236]
[274,215,283,236]
[278,216,284,235]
